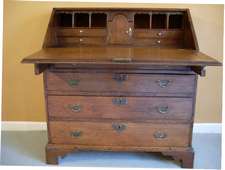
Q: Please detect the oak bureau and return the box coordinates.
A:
[22,8,221,168]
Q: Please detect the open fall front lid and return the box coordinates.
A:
[21,8,222,72]
[22,47,221,66]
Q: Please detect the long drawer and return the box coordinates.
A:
[49,121,191,147]
[48,96,193,121]
[46,72,196,96]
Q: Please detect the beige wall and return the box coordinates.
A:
[2,1,223,122]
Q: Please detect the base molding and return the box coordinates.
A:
[46,143,194,168]
[1,121,221,134]
[162,149,194,168]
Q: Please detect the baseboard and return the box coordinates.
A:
[192,123,221,134]
[1,121,47,131]
[1,121,222,134]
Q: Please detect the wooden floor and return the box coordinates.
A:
[0,131,221,169]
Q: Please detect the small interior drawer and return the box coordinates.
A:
[133,30,183,39]
[58,37,106,46]
[132,38,183,48]
[57,28,107,37]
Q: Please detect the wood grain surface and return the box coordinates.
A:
[22,47,221,66]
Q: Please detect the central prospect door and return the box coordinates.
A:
[109,14,132,44]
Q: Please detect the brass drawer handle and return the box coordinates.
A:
[68,104,81,112]
[157,32,163,36]
[112,97,128,106]
[68,79,79,87]
[157,106,169,114]
[70,130,82,138]
[156,40,161,44]
[153,131,167,139]
[156,80,172,88]
[125,27,133,36]
[112,57,132,63]
[113,74,128,82]
[112,123,126,133]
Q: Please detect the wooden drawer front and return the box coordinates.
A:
[48,96,193,121]
[49,121,191,147]
[133,38,183,48]
[46,72,195,95]
[79,37,106,45]
[58,37,106,46]
[133,30,183,39]
[58,37,79,46]
[57,28,107,37]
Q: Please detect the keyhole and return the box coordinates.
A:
[112,123,126,133]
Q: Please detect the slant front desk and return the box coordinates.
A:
[22,8,221,168]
